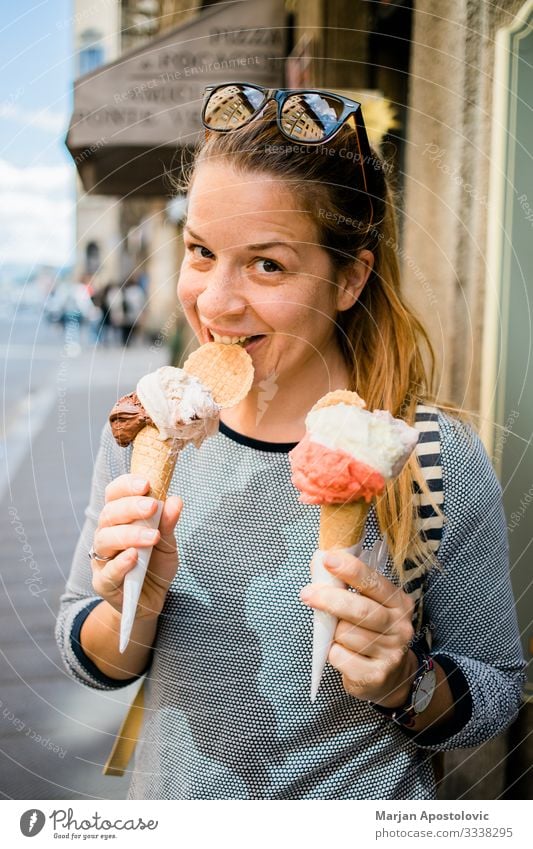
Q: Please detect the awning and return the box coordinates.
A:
[66,0,286,197]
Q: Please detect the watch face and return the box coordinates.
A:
[413,668,437,713]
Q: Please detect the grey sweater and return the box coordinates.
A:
[55,410,526,799]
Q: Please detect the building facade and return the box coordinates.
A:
[73,0,122,284]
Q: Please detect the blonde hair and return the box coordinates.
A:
[182,107,450,581]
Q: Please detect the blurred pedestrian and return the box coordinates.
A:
[46,280,97,348]
[86,283,105,345]
[105,278,146,346]
[121,277,146,346]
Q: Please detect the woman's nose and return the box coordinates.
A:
[195,268,246,322]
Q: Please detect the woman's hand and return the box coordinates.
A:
[90,474,182,621]
[299,550,418,706]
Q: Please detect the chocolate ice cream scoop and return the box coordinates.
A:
[109,392,154,446]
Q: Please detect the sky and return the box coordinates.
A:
[0,0,75,269]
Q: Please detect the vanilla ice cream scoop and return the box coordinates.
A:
[136,366,220,446]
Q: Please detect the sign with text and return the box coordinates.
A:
[66,0,286,195]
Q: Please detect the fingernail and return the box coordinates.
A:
[137,498,155,514]
[141,529,157,541]
[132,477,148,489]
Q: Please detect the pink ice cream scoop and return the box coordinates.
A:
[290,436,385,504]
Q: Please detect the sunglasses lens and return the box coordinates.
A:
[204,84,266,131]
[280,93,344,141]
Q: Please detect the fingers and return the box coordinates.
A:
[95,478,183,564]
[104,474,149,503]
[328,642,416,703]
[323,550,411,612]
[98,495,159,529]
[327,642,377,690]
[333,619,394,658]
[93,523,160,560]
[91,547,138,598]
[300,583,390,633]
[158,496,183,538]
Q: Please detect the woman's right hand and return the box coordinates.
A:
[90,474,182,620]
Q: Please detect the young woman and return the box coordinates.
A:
[56,84,525,799]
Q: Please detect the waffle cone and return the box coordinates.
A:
[318,501,370,550]
[184,342,254,407]
[130,425,180,501]
[312,389,366,412]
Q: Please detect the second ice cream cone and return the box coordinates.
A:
[289,388,420,702]
[318,501,370,551]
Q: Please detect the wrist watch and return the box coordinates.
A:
[370,647,437,728]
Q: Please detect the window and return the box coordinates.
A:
[78,29,104,76]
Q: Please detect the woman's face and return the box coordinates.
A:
[178,161,359,388]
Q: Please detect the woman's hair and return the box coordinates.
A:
[181,104,445,579]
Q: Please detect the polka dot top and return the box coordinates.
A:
[55,407,526,799]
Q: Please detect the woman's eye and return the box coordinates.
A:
[255,258,282,273]
[190,244,213,259]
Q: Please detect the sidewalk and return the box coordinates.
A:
[0,344,166,799]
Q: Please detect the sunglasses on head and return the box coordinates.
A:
[201,82,374,223]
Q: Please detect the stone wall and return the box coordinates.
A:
[403,0,530,800]
[402,0,526,410]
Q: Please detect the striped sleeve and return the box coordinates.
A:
[404,405,444,620]
[407,412,526,751]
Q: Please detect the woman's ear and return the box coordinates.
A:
[335,249,374,312]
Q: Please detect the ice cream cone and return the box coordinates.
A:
[290,388,419,702]
[310,500,370,701]
[112,347,255,653]
[130,424,181,501]
[120,425,179,652]
[318,501,370,550]
[113,365,221,654]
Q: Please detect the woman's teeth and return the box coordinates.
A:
[210,331,249,345]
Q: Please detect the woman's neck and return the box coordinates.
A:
[220,348,352,443]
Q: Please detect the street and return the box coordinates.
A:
[0,307,167,799]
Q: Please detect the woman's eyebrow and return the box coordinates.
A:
[184,225,299,255]
[183,225,203,242]
[246,241,299,255]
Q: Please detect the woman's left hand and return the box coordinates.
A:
[299,549,418,706]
